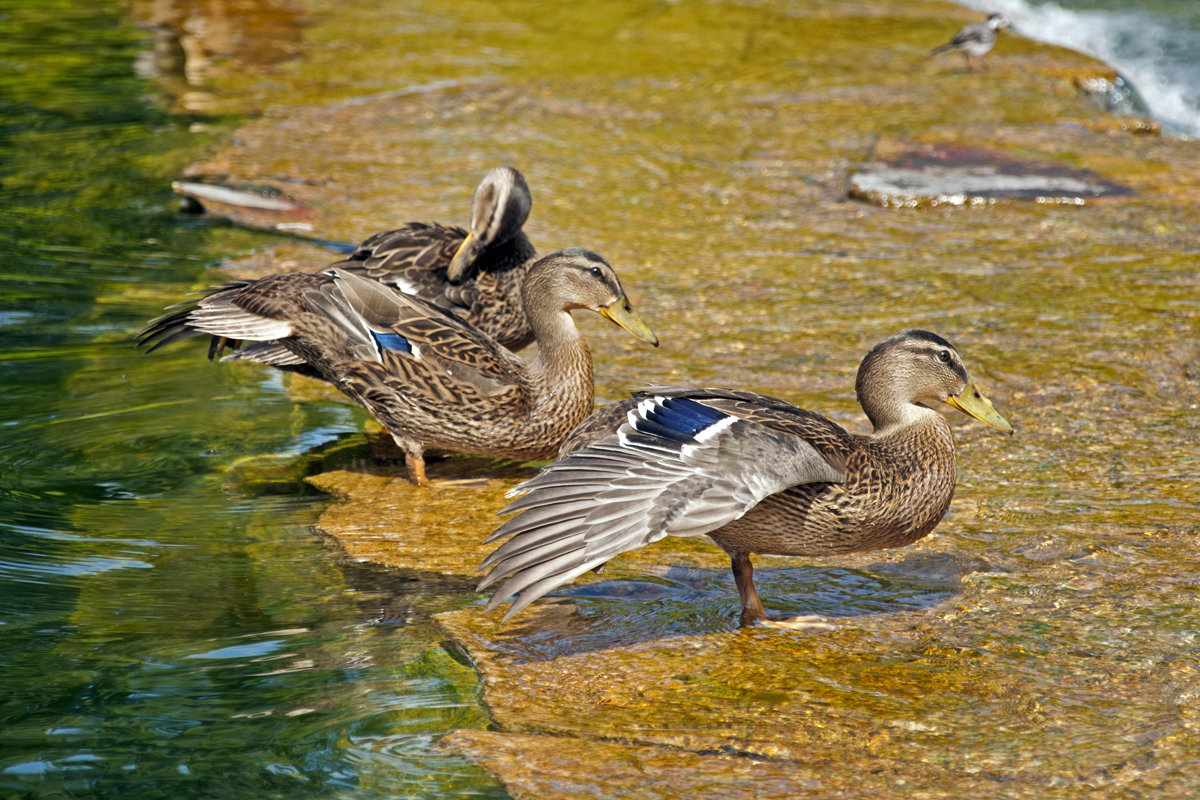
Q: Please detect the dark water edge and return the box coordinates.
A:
[0,2,505,797]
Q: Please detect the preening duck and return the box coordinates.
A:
[330,165,538,350]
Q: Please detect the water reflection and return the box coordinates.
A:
[481,555,974,663]
[131,0,307,114]
[0,2,503,798]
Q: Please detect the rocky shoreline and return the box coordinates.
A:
[148,0,1200,795]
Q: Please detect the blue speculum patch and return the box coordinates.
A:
[372,330,412,354]
[638,396,728,442]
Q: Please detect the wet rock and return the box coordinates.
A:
[304,463,532,575]
[849,139,1133,207]
[443,729,949,799]
[1184,354,1200,383]
[1074,74,1153,122]
[172,180,320,234]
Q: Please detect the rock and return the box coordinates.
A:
[849,139,1133,207]
[172,180,322,236]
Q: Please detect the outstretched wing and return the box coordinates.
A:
[478,390,847,620]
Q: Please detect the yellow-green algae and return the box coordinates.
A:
[135,0,1200,795]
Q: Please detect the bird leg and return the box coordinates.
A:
[731,552,766,626]
[405,453,429,486]
[390,435,430,486]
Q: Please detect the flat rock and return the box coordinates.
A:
[850,139,1133,207]
[443,728,1001,799]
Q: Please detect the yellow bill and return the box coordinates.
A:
[598,298,659,347]
[447,233,480,282]
[945,381,1013,434]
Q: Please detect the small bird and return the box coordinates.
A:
[478,330,1013,625]
[930,13,1010,70]
[330,166,540,351]
[137,248,658,486]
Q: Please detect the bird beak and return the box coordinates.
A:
[447,233,482,283]
[598,298,659,346]
[945,381,1013,434]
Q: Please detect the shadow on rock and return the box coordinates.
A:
[476,553,992,663]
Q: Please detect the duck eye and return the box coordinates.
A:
[936,349,952,363]
[588,266,603,278]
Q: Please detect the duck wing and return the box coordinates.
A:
[478,388,847,619]
[331,222,465,291]
[136,273,324,360]
[320,267,522,400]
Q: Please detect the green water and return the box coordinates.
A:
[0,2,503,796]
[6,0,1200,795]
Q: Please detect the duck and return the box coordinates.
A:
[929,14,1010,70]
[477,330,1013,625]
[137,248,659,485]
[330,165,538,351]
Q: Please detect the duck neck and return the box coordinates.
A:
[867,408,960,544]
[864,398,945,438]
[522,285,595,413]
[856,355,939,436]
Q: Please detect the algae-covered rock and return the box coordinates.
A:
[442,728,1028,799]
[141,0,1200,796]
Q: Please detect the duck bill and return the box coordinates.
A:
[598,298,659,346]
[447,233,482,283]
[945,381,1013,434]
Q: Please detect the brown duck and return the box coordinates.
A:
[331,165,538,351]
[138,248,658,485]
[478,330,1013,625]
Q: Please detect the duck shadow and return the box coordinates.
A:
[222,429,546,497]
[483,553,992,663]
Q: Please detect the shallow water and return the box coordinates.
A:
[4,0,1200,797]
[0,1,502,796]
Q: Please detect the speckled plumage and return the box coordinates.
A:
[329,167,538,351]
[478,331,1013,624]
[137,248,658,485]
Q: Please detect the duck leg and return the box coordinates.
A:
[731,552,766,625]
[392,434,430,486]
[405,453,429,486]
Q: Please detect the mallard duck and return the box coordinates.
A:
[138,248,658,485]
[330,166,538,351]
[929,14,1010,70]
[478,330,1013,625]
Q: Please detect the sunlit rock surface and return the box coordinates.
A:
[150,0,1200,795]
[849,139,1133,207]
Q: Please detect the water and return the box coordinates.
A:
[5,0,1199,795]
[0,2,503,797]
[954,0,1200,136]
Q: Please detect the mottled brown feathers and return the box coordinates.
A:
[480,332,1011,624]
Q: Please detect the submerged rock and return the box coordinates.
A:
[1074,74,1154,124]
[442,728,1004,799]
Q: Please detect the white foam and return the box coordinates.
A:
[955,0,1200,137]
